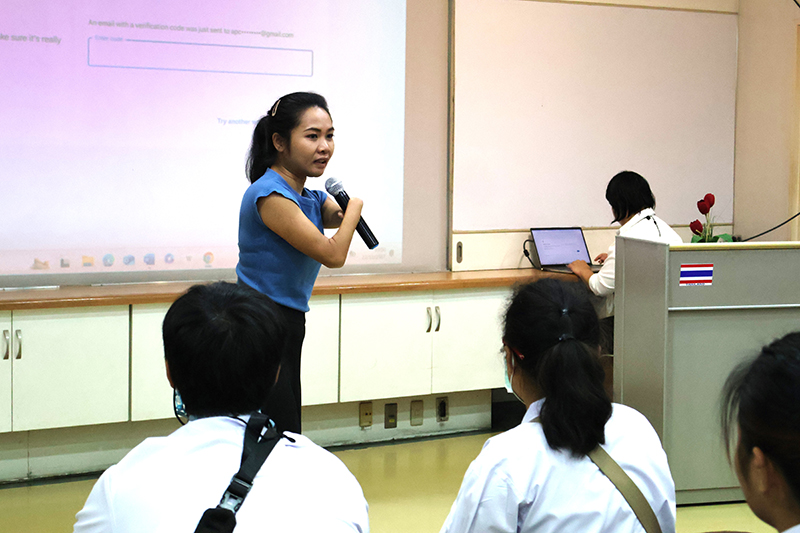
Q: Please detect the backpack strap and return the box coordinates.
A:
[532,416,662,533]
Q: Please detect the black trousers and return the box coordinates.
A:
[262,302,306,434]
[237,280,306,434]
[600,316,614,356]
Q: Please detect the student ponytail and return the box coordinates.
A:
[503,279,612,457]
[245,92,331,184]
[537,339,611,456]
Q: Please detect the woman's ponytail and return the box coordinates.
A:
[246,115,275,183]
[504,279,612,457]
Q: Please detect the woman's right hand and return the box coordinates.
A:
[594,253,609,264]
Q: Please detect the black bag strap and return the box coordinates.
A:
[219,413,283,513]
[193,413,284,533]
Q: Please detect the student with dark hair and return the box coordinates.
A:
[440,278,676,533]
[73,282,369,533]
[569,171,681,319]
[721,332,800,533]
[237,92,363,433]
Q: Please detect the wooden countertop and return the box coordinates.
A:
[0,269,574,310]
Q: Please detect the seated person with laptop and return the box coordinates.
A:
[73,282,369,533]
[567,171,682,319]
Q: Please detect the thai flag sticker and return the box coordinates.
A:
[680,264,714,286]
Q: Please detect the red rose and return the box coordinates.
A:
[697,200,710,215]
[690,219,704,235]
[704,193,715,208]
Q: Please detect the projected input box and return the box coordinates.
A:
[88,37,313,77]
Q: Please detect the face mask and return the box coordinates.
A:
[504,357,525,404]
[504,360,515,394]
[173,389,188,424]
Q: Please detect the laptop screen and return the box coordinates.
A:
[530,228,592,266]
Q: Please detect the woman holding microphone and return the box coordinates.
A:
[236,92,363,433]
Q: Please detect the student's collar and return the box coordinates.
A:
[620,208,656,232]
[522,398,546,423]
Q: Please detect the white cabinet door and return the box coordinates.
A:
[131,303,173,421]
[301,295,340,406]
[432,288,509,393]
[12,306,129,431]
[340,292,433,402]
[0,311,11,433]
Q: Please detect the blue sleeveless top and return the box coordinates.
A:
[236,169,327,312]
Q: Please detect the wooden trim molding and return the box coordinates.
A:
[0,269,575,311]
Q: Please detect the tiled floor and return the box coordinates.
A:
[0,432,773,532]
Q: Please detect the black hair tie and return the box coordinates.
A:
[559,308,574,342]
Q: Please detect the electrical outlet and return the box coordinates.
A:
[410,400,424,426]
[436,396,449,422]
[384,403,398,429]
[359,402,373,428]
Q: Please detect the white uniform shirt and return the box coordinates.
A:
[73,416,369,533]
[589,208,682,317]
[783,525,800,533]
[441,399,676,533]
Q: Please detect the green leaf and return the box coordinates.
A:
[691,235,701,243]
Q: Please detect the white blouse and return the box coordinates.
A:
[441,399,676,533]
[589,208,682,317]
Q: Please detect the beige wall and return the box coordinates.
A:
[425,0,800,272]
[402,0,450,269]
[735,0,800,242]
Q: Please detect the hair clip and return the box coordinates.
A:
[271,98,281,117]
[561,308,569,316]
[558,334,574,342]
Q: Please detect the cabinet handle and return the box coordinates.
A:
[426,307,433,333]
[2,330,8,360]
[14,330,22,360]
[434,306,441,332]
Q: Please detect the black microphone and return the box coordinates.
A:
[325,178,379,250]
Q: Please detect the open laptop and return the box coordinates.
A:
[529,227,602,273]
